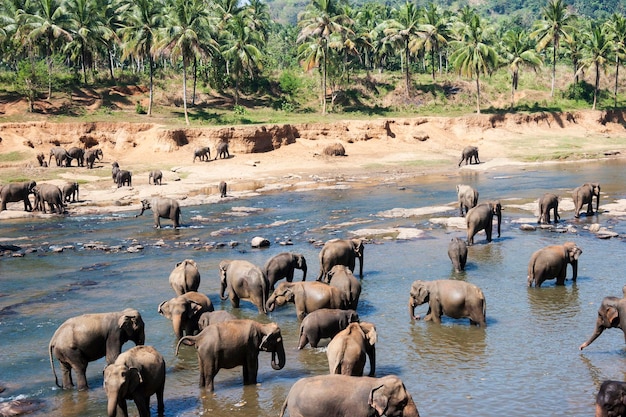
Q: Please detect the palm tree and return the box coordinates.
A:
[118,0,164,115]
[297,0,352,114]
[580,21,611,110]
[606,13,626,107]
[530,0,574,97]
[449,12,498,114]
[500,29,542,108]
[419,2,449,80]
[563,23,583,83]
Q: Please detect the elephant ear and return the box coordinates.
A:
[158,300,172,319]
[119,313,134,335]
[361,323,378,345]
[607,306,620,327]
[368,384,388,416]
[187,300,204,318]
[126,367,142,393]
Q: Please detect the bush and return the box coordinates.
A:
[278,70,302,98]
[563,81,595,103]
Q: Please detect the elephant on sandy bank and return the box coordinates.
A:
[595,380,626,417]
[0,181,36,212]
[573,183,601,218]
[317,238,364,280]
[116,170,132,187]
[176,319,285,392]
[579,285,626,351]
[297,308,359,349]
[66,146,85,167]
[466,201,502,245]
[327,321,377,377]
[215,142,230,159]
[85,148,103,169]
[456,184,478,216]
[527,242,582,287]
[49,146,69,167]
[169,259,201,296]
[62,182,79,203]
[267,281,346,320]
[448,237,468,272]
[409,279,486,327]
[148,170,162,185]
[193,147,210,162]
[538,193,559,224]
[158,292,213,339]
[103,345,165,417]
[219,259,268,313]
[49,308,145,390]
[219,181,227,198]
[33,184,64,214]
[264,252,307,290]
[136,198,181,228]
[279,374,420,417]
[458,146,480,166]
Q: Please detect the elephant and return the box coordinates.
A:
[116,170,132,187]
[214,141,230,159]
[175,319,286,392]
[579,285,626,351]
[169,259,201,296]
[62,182,79,203]
[327,321,377,377]
[0,180,36,212]
[148,170,162,185]
[219,259,268,314]
[266,281,347,320]
[193,146,210,162]
[317,238,364,280]
[48,308,145,390]
[573,183,601,218]
[158,291,214,339]
[264,252,308,290]
[112,162,120,182]
[33,183,64,214]
[136,198,181,228]
[456,184,479,216]
[527,241,582,287]
[325,265,361,310]
[409,279,486,327]
[36,152,47,167]
[85,148,103,169]
[49,146,69,167]
[595,380,626,417]
[448,237,468,272]
[66,146,85,167]
[538,193,560,224]
[103,345,165,417]
[219,181,227,198]
[297,308,359,349]
[197,310,237,331]
[279,374,420,417]
[465,200,502,245]
[458,145,480,166]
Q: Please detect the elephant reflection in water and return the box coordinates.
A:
[580,285,626,351]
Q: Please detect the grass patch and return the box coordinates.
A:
[0,151,29,162]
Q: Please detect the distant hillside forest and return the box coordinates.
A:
[2,0,626,122]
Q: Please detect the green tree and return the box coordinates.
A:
[418,2,450,80]
[580,21,611,110]
[606,13,626,107]
[500,29,542,108]
[530,0,574,97]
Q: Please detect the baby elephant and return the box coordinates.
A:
[103,345,165,417]
[297,308,359,349]
[595,380,626,417]
[148,170,162,185]
[409,279,486,327]
[458,146,480,166]
[447,237,468,272]
[527,242,582,287]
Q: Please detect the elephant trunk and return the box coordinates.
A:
[358,256,364,279]
[571,259,578,281]
[596,193,600,213]
[172,315,183,340]
[219,280,228,301]
[266,295,276,312]
[368,347,376,377]
[496,211,502,238]
[271,341,286,370]
[301,265,307,282]
[106,393,120,417]
[409,299,418,320]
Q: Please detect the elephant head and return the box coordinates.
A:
[218,260,231,300]
[103,364,141,417]
[490,200,502,238]
[266,282,295,312]
[296,254,308,281]
[352,239,365,279]
[359,322,377,377]
[369,376,420,417]
[258,322,286,370]
[591,183,601,212]
[119,309,145,346]
[563,241,582,280]
[158,296,206,339]
[408,281,429,320]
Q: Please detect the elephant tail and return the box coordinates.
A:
[175,335,196,356]
[278,396,288,417]
[49,341,61,388]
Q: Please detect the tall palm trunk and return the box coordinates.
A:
[182,59,190,125]
[551,39,557,97]
[192,57,197,106]
[475,71,481,114]
[404,39,410,98]
[511,69,518,109]
[322,44,327,115]
[614,55,620,108]
[593,61,599,110]
[148,55,154,116]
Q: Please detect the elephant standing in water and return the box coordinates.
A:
[219,181,227,198]
[0,181,36,211]
[456,184,479,216]
[169,259,201,295]
[317,238,364,280]
[327,322,377,377]
[219,259,268,313]
[266,281,346,320]
[466,201,502,245]
[458,146,480,166]
[537,193,559,224]
[136,198,181,228]
[573,183,601,218]
[279,374,420,417]
[264,252,307,290]
[197,310,237,331]
[527,242,582,287]
[297,308,359,349]
[103,345,165,417]
[175,319,286,392]
[158,292,213,339]
[579,286,626,351]
[595,380,626,417]
[409,279,486,327]
[448,237,468,272]
[48,308,145,390]
[325,265,361,310]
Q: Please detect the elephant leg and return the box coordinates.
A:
[485,223,492,242]
[59,362,74,389]
[119,401,128,417]
[154,214,161,228]
[423,306,435,322]
[243,356,259,385]
[156,384,165,415]
[556,269,567,285]
[73,361,89,391]
[230,294,240,308]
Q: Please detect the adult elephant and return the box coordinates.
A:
[297,308,359,349]
[85,148,103,169]
[49,146,69,167]
[103,345,165,417]
[66,146,85,167]
[0,181,36,212]
[573,183,601,218]
[62,182,79,203]
[527,241,582,287]
[219,181,227,198]
[456,184,479,216]
[266,281,346,320]
[579,286,626,351]
[193,147,210,162]
[214,141,230,159]
[197,310,237,331]
[158,291,214,339]
[595,380,626,417]
[327,322,377,377]
[112,162,120,182]
[169,259,200,296]
[175,319,285,392]
[466,200,502,246]
[458,145,480,166]
[409,279,486,327]
[116,170,132,187]
[33,184,64,214]
[148,170,162,185]
[279,374,420,417]
[48,308,145,390]
[448,237,468,272]
[219,260,268,313]
[325,265,361,310]
[538,193,560,224]
[136,198,181,228]
[317,238,364,281]
[264,252,307,290]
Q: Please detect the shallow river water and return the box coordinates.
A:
[2,159,626,417]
